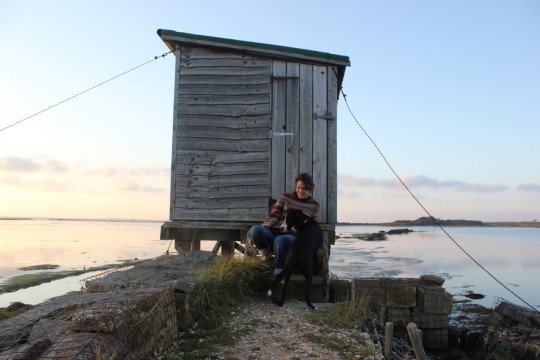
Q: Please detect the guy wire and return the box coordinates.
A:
[340,88,539,313]
[0,51,173,134]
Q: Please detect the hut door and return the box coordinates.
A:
[270,61,335,224]
[270,61,299,199]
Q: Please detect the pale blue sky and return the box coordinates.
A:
[1,0,539,222]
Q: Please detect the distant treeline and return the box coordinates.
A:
[388,217,484,226]
[340,216,540,228]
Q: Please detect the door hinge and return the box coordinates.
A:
[269,130,294,138]
[314,113,336,121]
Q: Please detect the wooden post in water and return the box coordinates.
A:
[406,322,427,360]
[384,322,393,359]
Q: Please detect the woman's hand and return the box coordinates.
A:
[247,239,257,250]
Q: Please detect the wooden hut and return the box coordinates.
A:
[158,30,350,281]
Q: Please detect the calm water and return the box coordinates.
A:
[1,219,539,310]
[332,225,540,310]
[0,219,168,307]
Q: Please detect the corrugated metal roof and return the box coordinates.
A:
[157,29,351,67]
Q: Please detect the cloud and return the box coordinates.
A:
[339,173,508,193]
[31,178,71,191]
[0,174,24,185]
[401,174,507,192]
[117,182,166,193]
[133,167,169,176]
[0,174,71,191]
[0,156,68,173]
[338,187,363,198]
[86,166,168,177]
[338,174,396,188]
[0,156,169,194]
[45,158,69,172]
[84,166,169,193]
[86,166,119,177]
[0,156,41,172]
[517,183,540,192]
[0,157,167,178]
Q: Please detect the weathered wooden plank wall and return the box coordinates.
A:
[298,64,314,176]
[271,61,287,197]
[170,45,340,225]
[268,61,339,225]
[327,66,338,224]
[171,46,271,221]
[312,65,328,223]
[285,63,300,191]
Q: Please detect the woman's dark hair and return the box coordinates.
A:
[295,173,315,191]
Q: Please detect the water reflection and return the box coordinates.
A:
[0,271,102,306]
[0,219,168,307]
[331,226,540,309]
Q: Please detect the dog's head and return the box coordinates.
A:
[284,208,310,230]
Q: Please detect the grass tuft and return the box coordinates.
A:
[305,295,379,358]
[0,302,34,320]
[307,294,371,329]
[151,255,269,359]
[303,331,378,358]
[190,255,269,324]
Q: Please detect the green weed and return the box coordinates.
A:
[0,302,34,320]
[307,293,371,329]
[190,255,269,324]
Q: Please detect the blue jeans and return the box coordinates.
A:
[248,225,295,270]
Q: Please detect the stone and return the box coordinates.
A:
[417,286,453,314]
[419,274,445,286]
[386,285,416,308]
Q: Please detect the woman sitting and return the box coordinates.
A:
[246,173,319,276]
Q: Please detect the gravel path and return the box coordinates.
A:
[167,297,384,360]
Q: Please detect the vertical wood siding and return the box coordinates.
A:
[285,63,300,191]
[312,65,328,223]
[270,62,337,225]
[327,66,338,224]
[270,61,287,197]
[171,46,271,221]
[298,64,313,176]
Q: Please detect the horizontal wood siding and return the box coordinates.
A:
[172,46,271,221]
[169,45,182,218]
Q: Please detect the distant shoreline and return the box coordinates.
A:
[0,217,165,223]
[1,217,539,228]
[339,217,540,228]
